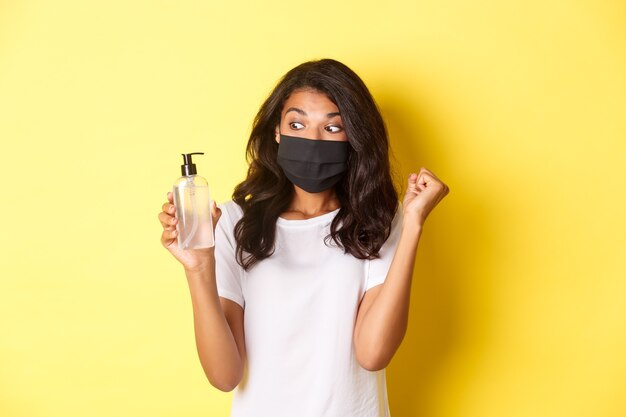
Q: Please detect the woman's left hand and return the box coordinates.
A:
[402,167,450,228]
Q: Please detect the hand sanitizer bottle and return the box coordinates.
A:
[172,152,214,249]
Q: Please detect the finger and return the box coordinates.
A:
[162,201,176,215]
[406,173,419,194]
[167,191,173,203]
[158,211,178,229]
[211,200,216,213]
[420,175,448,202]
[417,172,438,190]
[211,200,222,220]
[413,171,430,192]
[161,227,178,247]
[418,167,444,184]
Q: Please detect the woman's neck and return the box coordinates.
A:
[283,186,341,218]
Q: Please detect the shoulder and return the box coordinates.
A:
[217,199,244,225]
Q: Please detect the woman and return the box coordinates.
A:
[158,58,449,417]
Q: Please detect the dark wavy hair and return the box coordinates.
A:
[232,58,400,270]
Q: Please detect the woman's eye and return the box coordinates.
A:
[289,122,304,129]
[326,125,343,133]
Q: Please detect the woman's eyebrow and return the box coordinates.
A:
[284,107,341,118]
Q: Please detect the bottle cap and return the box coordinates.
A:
[180,152,204,176]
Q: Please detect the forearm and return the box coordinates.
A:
[356,217,422,370]
[185,260,243,391]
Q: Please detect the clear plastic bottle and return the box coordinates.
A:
[172,152,214,249]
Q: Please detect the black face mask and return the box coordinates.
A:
[276,134,349,193]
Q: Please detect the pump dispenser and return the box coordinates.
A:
[172,152,214,249]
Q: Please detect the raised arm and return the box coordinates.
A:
[353,220,421,371]
[353,168,449,370]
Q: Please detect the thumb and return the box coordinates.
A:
[211,200,222,226]
[406,173,421,194]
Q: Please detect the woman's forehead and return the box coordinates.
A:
[282,89,339,116]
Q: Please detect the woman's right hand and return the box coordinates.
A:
[158,191,222,272]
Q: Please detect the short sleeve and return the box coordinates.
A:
[214,201,245,308]
[365,204,404,291]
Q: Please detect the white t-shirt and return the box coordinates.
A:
[214,199,403,417]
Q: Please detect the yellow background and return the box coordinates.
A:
[1,0,625,416]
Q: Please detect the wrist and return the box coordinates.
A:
[402,213,424,234]
[184,257,216,276]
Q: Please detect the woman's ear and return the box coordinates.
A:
[274,127,280,143]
